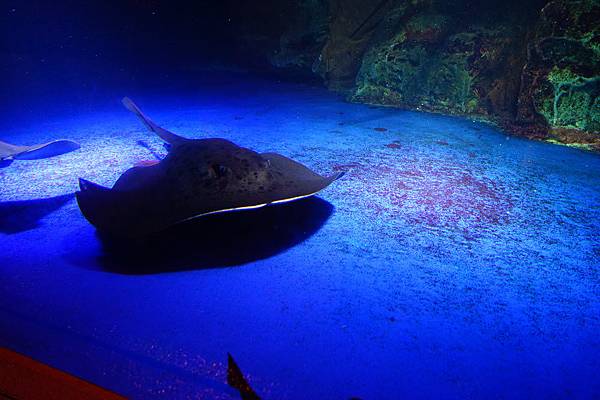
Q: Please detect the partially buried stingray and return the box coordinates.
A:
[76,97,344,237]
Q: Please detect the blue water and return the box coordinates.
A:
[1,76,599,399]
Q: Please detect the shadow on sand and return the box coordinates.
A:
[0,193,74,234]
[0,159,14,168]
[94,196,334,274]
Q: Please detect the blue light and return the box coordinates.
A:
[1,77,599,399]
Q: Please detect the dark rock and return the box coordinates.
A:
[225,0,599,148]
[314,0,406,91]
[269,0,330,75]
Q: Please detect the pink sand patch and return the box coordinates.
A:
[333,155,513,238]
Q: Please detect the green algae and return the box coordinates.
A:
[353,33,477,115]
[540,66,600,130]
[545,138,594,151]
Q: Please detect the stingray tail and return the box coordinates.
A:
[122,97,185,144]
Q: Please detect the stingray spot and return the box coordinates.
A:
[210,164,231,178]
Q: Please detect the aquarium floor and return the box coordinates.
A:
[1,76,599,399]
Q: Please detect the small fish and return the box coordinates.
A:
[374,127,388,132]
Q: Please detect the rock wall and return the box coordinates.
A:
[229,0,599,149]
[351,9,527,119]
[227,0,329,79]
[517,0,600,147]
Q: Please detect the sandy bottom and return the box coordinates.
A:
[1,75,599,399]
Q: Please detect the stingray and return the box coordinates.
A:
[76,98,344,237]
[0,139,80,162]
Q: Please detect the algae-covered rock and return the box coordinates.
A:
[517,0,600,144]
[225,0,599,149]
[352,11,524,118]
[538,67,599,130]
[314,0,425,91]
[350,0,598,148]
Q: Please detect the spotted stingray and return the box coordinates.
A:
[76,98,344,237]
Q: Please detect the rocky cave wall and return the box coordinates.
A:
[228,0,599,149]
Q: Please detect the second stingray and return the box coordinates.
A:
[76,98,344,237]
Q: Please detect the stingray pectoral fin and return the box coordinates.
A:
[78,178,109,193]
[112,163,165,191]
[270,172,344,205]
[122,97,185,144]
[76,178,122,232]
[330,170,346,181]
[260,152,345,205]
[13,140,80,160]
[263,152,345,184]
[77,178,172,237]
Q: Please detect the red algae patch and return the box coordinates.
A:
[332,154,513,239]
[332,162,363,172]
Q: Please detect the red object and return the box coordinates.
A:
[134,159,160,168]
[0,347,125,400]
